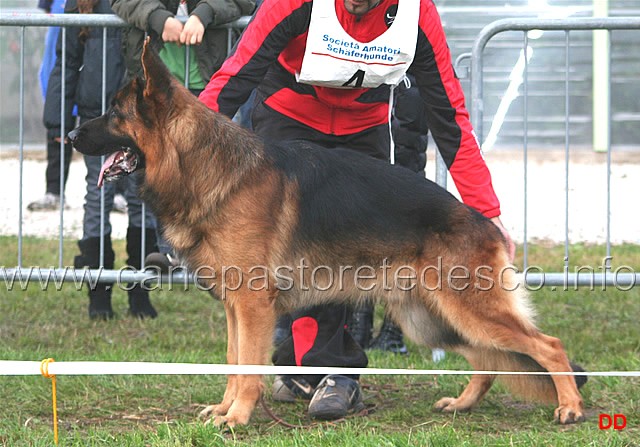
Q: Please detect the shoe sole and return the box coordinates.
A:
[308,400,365,420]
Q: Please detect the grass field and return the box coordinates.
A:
[0,237,638,446]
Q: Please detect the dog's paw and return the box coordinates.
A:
[554,405,586,424]
[205,412,250,429]
[434,397,457,412]
[200,402,252,428]
[433,397,472,413]
[203,414,232,428]
[199,403,228,420]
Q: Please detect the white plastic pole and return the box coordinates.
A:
[593,0,610,152]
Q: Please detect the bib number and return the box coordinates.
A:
[342,69,365,88]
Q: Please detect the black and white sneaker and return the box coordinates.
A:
[307,375,365,420]
[272,375,315,402]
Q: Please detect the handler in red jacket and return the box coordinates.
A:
[200,0,515,420]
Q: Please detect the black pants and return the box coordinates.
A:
[392,74,429,173]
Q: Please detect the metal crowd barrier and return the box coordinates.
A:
[0,13,247,286]
[468,17,640,286]
[469,17,640,266]
[0,14,638,288]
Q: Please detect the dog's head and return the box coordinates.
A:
[69,37,178,186]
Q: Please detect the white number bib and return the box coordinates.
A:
[297,0,420,89]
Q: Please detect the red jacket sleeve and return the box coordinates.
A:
[412,1,501,218]
[199,0,310,117]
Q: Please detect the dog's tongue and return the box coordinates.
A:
[97,151,121,187]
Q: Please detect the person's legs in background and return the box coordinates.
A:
[30,0,72,212]
[76,148,159,319]
[348,301,408,355]
[28,134,74,211]
[124,171,159,318]
[345,77,425,355]
[376,74,444,362]
[75,153,117,319]
[347,75,444,359]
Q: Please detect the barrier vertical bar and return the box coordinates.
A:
[18,26,25,269]
[605,29,612,262]
[564,30,571,269]
[100,27,107,266]
[58,26,67,267]
[522,32,529,269]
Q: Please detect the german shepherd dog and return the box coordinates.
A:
[69,40,585,427]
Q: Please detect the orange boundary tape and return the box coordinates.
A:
[40,358,58,446]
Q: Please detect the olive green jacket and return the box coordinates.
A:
[111,0,256,80]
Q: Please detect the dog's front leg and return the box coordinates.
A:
[200,300,239,421]
[212,291,277,427]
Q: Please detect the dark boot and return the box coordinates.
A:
[126,226,158,319]
[75,236,115,320]
[346,302,374,349]
[370,314,408,354]
[88,287,114,320]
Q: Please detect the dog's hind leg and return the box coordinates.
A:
[200,300,239,421]
[514,332,585,424]
[469,330,584,424]
[387,299,498,413]
[434,347,496,413]
[210,291,277,427]
[435,287,584,424]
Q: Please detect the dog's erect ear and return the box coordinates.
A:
[141,36,173,98]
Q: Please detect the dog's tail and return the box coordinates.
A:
[478,349,587,404]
